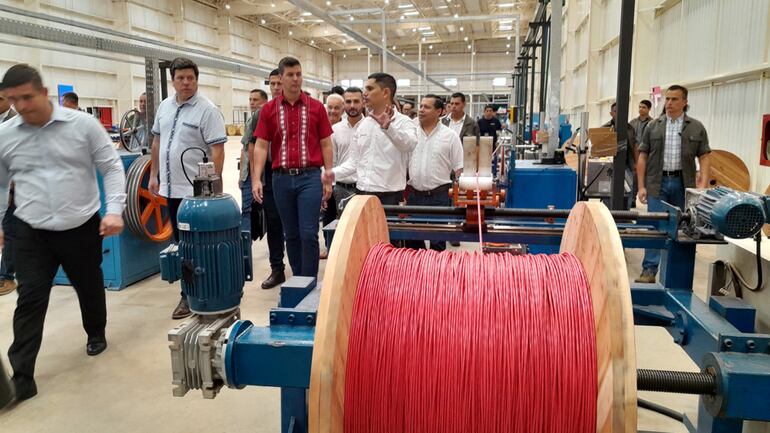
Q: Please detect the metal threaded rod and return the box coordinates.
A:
[381,205,672,221]
[637,369,717,395]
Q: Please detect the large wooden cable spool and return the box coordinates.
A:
[708,150,750,192]
[309,196,636,433]
[124,155,173,242]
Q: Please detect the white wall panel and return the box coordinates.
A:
[654,2,682,86]
[183,0,217,26]
[599,0,621,45]
[128,3,175,39]
[716,0,769,73]
[185,21,218,49]
[681,0,717,81]
[43,0,112,22]
[598,44,619,100]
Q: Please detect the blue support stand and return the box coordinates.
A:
[281,387,308,433]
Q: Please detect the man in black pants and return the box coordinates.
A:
[148,58,227,318]
[0,64,126,402]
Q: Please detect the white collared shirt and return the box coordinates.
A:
[447,114,465,136]
[333,111,418,192]
[408,122,463,191]
[0,105,126,230]
[0,110,10,123]
[663,114,684,171]
[331,116,362,184]
[152,92,227,198]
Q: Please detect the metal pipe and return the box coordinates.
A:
[288,0,450,91]
[637,369,717,395]
[611,0,636,210]
[380,205,672,221]
[546,0,562,159]
[351,14,519,24]
[327,8,382,15]
[381,9,387,73]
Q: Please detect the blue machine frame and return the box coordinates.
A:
[216,200,770,433]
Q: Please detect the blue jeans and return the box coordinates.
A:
[406,189,452,251]
[1,202,16,280]
[642,175,685,274]
[240,174,254,234]
[272,169,322,278]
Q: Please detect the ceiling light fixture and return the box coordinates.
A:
[464,36,468,41]
[261,18,266,24]
[326,1,331,5]
[506,43,510,48]
[459,26,464,31]
[467,44,471,49]
[392,45,396,49]
[288,30,293,35]
[367,27,372,33]
[349,16,354,21]
[403,11,419,16]
[428,44,433,49]
[225,3,230,10]
[270,2,275,7]
[437,52,442,56]
[453,13,459,18]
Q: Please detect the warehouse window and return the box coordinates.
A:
[492,77,507,86]
[444,78,458,87]
[341,79,350,88]
[397,79,411,88]
[350,79,364,88]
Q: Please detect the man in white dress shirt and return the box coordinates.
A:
[324,73,417,206]
[407,95,463,251]
[331,87,364,211]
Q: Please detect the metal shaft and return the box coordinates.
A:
[381,205,671,221]
[637,369,717,395]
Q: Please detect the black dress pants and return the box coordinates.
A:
[8,214,105,380]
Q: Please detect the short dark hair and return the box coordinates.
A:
[170,57,199,79]
[1,63,44,90]
[640,99,652,109]
[367,72,397,99]
[62,92,79,105]
[610,102,617,110]
[345,87,362,95]
[423,94,445,110]
[484,104,495,111]
[278,57,301,75]
[330,85,345,96]
[251,89,268,100]
[450,92,466,103]
[269,68,280,78]
[667,84,688,99]
[402,100,414,108]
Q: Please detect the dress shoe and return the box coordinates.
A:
[12,375,37,402]
[261,269,286,289]
[171,297,192,320]
[450,241,461,247]
[86,335,107,356]
[0,279,17,296]
[319,250,328,260]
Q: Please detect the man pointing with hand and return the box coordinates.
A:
[251,57,333,279]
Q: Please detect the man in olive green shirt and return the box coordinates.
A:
[636,85,711,283]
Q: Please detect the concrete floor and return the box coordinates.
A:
[0,138,717,432]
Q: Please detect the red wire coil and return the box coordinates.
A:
[344,244,597,433]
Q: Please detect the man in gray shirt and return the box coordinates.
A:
[0,86,17,296]
[0,64,126,402]
[148,57,227,318]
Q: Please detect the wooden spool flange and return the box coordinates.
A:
[309,196,636,433]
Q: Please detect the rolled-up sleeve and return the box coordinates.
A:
[88,118,127,215]
[384,115,418,153]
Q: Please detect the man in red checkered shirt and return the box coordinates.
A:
[252,57,333,279]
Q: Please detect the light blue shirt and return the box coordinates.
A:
[152,92,227,198]
[0,105,126,231]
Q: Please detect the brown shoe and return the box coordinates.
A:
[634,271,657,284]
[0,279,17,296]
[319,250,328,260]
[171,297,192,320]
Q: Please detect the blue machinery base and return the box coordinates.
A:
[221,202,770,433]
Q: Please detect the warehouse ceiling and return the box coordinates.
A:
[216,0,539,56]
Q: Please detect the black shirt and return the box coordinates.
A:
[478,117,502,146]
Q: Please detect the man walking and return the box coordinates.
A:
[240,88,267,234]
[252,57,333,279]
[0,64,126,401]
[636,85,711,283]
[477,105,502,148]
[148,57,227,317]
